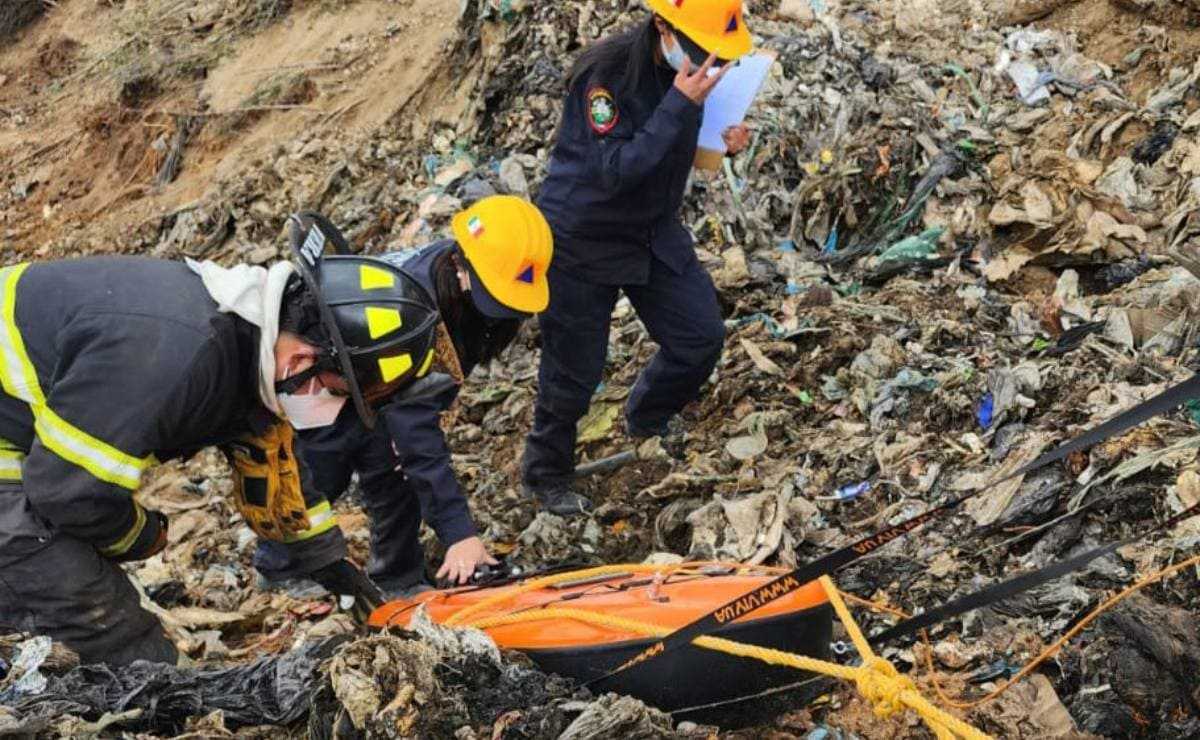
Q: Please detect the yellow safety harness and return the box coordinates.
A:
[224,420,337,543]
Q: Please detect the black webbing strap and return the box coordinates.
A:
[869,542,1120,645]
[589,374,1200,685]
[870,498,1200,647]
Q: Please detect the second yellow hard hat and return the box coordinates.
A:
[451,195,554,318]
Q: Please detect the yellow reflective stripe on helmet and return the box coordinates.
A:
[360,265,395,291]
[97,503,147,557]
[365,306,403,340]
[378,353,413,383]
[0,264,45,405]
[34,408,152,490]
[283,501,337,542]
[415,348,435,378]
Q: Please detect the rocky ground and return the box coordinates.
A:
[4,0,1200,737]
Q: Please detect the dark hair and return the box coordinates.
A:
[279,274,328,346]
[567,16,660,94]
[432,247,521,373]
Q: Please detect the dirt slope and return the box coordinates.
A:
[0,0,461,257]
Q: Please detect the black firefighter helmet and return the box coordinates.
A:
[285,211,440,429]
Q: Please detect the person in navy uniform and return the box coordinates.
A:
[255,197,555,601]
[522,0,754,514]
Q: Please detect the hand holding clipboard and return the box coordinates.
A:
[694,52,776,170]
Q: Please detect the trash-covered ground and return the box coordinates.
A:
[4,0,1200,737]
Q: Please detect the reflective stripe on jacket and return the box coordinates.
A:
[0,258,269,557]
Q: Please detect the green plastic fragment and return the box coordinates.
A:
[878,227,945,263]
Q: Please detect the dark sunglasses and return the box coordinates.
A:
[274,354,346,396]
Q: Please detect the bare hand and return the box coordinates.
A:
[673,52,730,105]
[436,536,499,586]
[722,124,751,155]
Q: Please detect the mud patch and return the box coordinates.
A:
[35,36,79,79]
[0,0,44,43]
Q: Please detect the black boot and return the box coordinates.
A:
[628,415,687,460]
[524,484,593,516]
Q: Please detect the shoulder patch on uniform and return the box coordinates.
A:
[586,86,619,135]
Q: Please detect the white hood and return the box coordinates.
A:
[186,258,297,415]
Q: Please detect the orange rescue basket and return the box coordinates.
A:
[369,563,833,722]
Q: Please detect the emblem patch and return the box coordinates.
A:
[586,87,618,135]
[468,215,485,238]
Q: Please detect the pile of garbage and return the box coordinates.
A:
[1,615,694,739]
[4,0,1200,737]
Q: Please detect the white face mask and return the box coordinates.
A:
[278,378,347,430]
[660,33,687,72]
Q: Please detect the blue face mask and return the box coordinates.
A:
[660,32,687,72]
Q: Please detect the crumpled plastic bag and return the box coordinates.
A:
[327,635,439,732]
[3,636,348,735]
[407,606,501,667]
[558,693,677,740]
[513,511,603,565]
[0,637,53,703]
[686,485,801,565]
[869,368,939,428]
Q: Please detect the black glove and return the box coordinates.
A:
[109,510,169,563]
[311,559,385,623]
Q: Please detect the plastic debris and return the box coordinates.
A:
[5,0,1200,736]
[0,637,53,702]
[876,227,944,264]
[822,481,871,502]
[978,393,996,430]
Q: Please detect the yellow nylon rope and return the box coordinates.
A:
[443,562,762,626]
[434,551,1198,736]
[440,566,991,740]
[444,564,677,626]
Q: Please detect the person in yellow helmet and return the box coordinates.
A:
[255,196,555,600]
[522,0,753,514]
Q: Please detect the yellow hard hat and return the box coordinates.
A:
[451,195,553,318]
[645,0,752,63]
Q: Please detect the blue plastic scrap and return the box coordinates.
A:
[422,154,441,179]
[833,481,871,501]
[823,226,839,255]
[731,313,792,339]
[977,392,995,430]
[970,658,1017,684]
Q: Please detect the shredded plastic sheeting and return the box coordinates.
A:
[2,637,347,735]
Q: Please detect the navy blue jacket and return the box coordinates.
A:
[374,241,475,545]
[537,59,702,286]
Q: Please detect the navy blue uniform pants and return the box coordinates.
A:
[0,483,177,666]
[254,409,427,594]
[523,256,724,491]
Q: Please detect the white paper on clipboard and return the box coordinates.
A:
[695,51,775,167]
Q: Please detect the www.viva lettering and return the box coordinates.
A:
[714,576,801,623]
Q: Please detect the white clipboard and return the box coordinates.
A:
[694,51,776,171]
